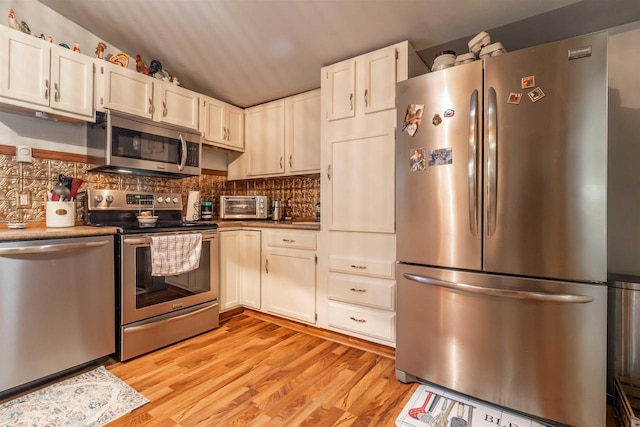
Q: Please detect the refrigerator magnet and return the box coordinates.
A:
[432,113,442,126]
[402,104,424,137]
[521,76,535,89]
[428,148,453,166]
[528,87,545,102]
[507,92,522,105]
[444,109,455,118]
[409,148,426,172]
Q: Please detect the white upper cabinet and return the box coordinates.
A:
[323,45,397,122]
[285,89,321,174]
[246,99,286,176]
[97,59,199,130]
[155,82,199,130]
[0,26,94,121]
[201,96,244,151]
[98,60,154,119]
[238,88,320,179]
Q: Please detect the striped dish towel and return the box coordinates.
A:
[151,233,202,276]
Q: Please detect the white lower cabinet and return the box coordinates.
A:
[262,229,317,324]
[219,229,261,311]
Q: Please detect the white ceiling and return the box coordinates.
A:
[37,0,583,108]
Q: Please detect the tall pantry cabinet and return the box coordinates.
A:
[317,41,428,346]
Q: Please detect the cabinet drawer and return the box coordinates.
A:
[266,230,316,250]
[328,273,395,311]
[328,301,395,342]
[329,256,395,279]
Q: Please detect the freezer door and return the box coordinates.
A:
[396,61,483,270]
[395,263,607,427]
[484,32,607,282]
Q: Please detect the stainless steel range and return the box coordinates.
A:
[87,189,219,361]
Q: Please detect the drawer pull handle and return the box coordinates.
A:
[349,316,366,323]
[350,265,367,269]
[282,239,295,243]
[350,288,367,293]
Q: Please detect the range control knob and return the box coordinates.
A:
[157,197,164,204]
[105,195,114,203]
[172,197,179,204]
[165,198,171,203]
[94,195,103,203]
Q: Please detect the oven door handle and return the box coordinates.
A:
[123,235,216,245]
[0,240,109,255]
[125,303,218,333]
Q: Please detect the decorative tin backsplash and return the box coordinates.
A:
[0,153,320,225]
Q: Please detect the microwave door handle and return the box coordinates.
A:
[178,134,187,171]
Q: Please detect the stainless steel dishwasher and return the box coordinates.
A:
[0,235,115,395]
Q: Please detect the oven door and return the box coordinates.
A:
[120,230,219,325]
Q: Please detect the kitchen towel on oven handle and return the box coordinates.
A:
[150,233,202,276]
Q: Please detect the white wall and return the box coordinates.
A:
[607,21,640,276]
[0,0,228,169]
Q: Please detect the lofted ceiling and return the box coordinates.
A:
[37,0,591,108]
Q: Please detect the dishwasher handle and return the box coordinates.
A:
[0,239,109,256]
[402,273,594,304]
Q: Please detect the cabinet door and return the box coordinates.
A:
[246,100,285,176]
[286,89,320,174]
[219,230,242,311]
[324,60,355,121]
[158,83,199,130]
[327,129,395,233]
[50,46,94,118]
[102,61,154,119]
[361,46,397,115]
[202,96,226,144]
[226,105,244,151]
[0,27,50,107]
[264,248,316,324]
[240,230,261,309]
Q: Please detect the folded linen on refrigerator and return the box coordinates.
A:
[151,233,202,276]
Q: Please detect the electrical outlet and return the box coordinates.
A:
[17,193,31,207]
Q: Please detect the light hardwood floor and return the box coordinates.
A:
[1,309,621,426]
[105,310,417,426]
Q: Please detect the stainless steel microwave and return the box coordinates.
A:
[87,111,201,177]
[220,196,269,219]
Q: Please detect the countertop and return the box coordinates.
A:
[0,220,319,242]
[0,225,119,242]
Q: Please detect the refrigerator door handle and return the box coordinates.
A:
[402,273,595,303]
[468,89,479,236]
[487,87,498,236]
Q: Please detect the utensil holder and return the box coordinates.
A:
[46,201,75,227]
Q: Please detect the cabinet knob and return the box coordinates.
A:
[349,93,353,111]
[349,288,367,293]
[148,98,153,113]
[289,155,292,168]
[44,80,49,100]
[327,164,331,181]
[162,101,167,117]
[364,89,368,107]
[349,316,366,323]
[350,264,367,270]
[280,156,283,169]
[265,259,269,274]
[54,82,60,102]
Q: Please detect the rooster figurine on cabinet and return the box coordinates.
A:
[8,9,30,34]
[135,55,150,75]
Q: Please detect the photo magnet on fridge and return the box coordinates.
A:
[409,148,426,172]
[428,148,453,166]
[402,104,424,136]
[521,76,535,89]
[528,87,545,102]
[507,92,522,105]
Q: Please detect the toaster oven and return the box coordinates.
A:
[220,196,268,219]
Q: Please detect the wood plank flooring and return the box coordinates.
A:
[104,310,418,426]
[0,308,621,426]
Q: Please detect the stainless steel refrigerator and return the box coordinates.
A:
[395,32,607,427]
